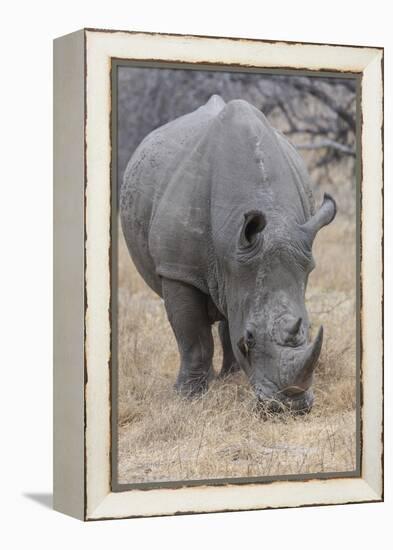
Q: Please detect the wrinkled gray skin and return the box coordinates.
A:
[120,95,336,413]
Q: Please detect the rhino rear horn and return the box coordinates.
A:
[303,193,336,238]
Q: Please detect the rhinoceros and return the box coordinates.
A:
[120,94,336,413]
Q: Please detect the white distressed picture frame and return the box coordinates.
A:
[53,28,383,521]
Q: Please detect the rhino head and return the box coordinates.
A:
[227,193,336,414]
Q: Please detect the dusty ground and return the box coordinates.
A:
[116,184,357,484]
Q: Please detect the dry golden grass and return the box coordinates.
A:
[116,200,356,484]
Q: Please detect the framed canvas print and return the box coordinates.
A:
[53,28,383,520]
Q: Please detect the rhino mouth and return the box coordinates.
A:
[253,383,314,415]
[254,384,314,415]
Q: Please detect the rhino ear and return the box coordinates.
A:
[303,193,336,239]
[239,210,266,248]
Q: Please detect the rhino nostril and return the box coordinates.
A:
[237,329,255,362]
[245,329,256,349]
[280,317,304,346]
[288,317,302,335]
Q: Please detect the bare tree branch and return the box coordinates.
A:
[118,69,357,184]
[296,140,355,156]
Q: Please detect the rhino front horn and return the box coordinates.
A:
[293,326,324,389]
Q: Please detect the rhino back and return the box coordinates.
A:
[120,94,226,296]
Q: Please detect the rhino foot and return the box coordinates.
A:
[162,278,215,399]
[174,367,214,398]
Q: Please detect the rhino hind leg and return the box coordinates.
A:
[162,278,214,397]
[218,320,241,378]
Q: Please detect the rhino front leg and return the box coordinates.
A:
[162,278,214,397]
[218,320,241,378]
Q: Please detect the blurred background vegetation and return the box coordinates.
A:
[117,67,357,216]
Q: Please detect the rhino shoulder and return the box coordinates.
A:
[122,94,226,196]
[201,93,226,115]
[145,93,226,144]
[218,98,264,127]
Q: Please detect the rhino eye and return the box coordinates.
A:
[240,210,266,248]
